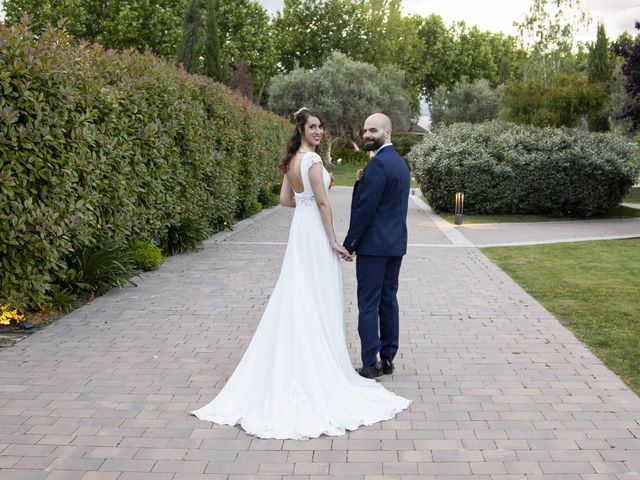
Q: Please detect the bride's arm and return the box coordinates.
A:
[309,164,350,257]
[279,175,296,208]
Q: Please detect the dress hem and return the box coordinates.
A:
[190,399,411,441]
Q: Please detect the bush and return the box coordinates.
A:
[67,238,138,295]
[129,241,164,271]
[331,147,368,165]
[392,132,424,158]
[161,215,211,256]
[409,121,640,216]
[0,21,289,310]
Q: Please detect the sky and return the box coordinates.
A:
[258,0,640,43]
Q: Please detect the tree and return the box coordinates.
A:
[268,52,415,160]
[175,0,275,96]
[611,22,640,132]
[501,71,608,128]
[513,0,591,76]
[588,22,613,83]
[3,0,188,58]
[587,22,613,131]
[606,61,634,134]
[407,15,524,101]
[176,0,203,73]
[218,0,277,100]
[204,0,223,80]
[272,0,368,72]
[228,59,254,100]
[408,14,458,99]
[430,78,502,128]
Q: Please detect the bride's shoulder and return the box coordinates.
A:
[303,151,323,166]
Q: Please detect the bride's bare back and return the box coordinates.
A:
[286,152,305,194]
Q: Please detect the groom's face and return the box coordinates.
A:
[362,120,386,152]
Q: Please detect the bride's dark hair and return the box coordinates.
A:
[280,107,324,173]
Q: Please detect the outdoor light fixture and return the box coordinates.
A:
[411,177,416,195]
[454,192,464,225]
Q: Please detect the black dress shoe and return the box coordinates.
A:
[356,361,382,379]
[381,358,394,374]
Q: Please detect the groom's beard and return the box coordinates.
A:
[363,136,385,151]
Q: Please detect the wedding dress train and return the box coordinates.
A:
[191,152,410,440]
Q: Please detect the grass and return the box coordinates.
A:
[625,186,640,203]
[328,162,420,188]
[483,239,640,395]
[327,162,366,186]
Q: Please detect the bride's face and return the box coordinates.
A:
[302,116,324,146]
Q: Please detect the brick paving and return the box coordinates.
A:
[1,186,639,479]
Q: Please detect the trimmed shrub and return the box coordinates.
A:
[392,132,424,158]
[129,241,164,271]
[409,121,640,216]
[331,147,368,165]
[0,21,289,310]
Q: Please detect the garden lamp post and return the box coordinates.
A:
[454,192,464,225]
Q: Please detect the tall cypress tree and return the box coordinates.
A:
[204,0,224,81]
[588,22,612,84]
[176,0,203,74]
[587,22,612,131]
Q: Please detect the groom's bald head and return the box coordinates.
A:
[362,113,392,151]
[366,113,392,131]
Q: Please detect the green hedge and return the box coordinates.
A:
[392,132,423,157]
[331,146,368,165]
[409,121,640,215]
[0,21,289,310]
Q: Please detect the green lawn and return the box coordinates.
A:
[328,162,419,187]
[327,162,365,186]
[483,239,640,395]
[625,186,640,203]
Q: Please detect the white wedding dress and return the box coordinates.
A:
[191,152,410,440]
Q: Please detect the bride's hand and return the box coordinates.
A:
[331,240,351,260]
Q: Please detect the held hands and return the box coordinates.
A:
[331,240,355,262]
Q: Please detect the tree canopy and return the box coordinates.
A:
[268,52,414,141]
[3,0,188,58]
[430,78,502,128]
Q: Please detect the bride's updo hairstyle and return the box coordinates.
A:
[280,107,324,173]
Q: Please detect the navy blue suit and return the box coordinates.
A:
[343,145,410,367]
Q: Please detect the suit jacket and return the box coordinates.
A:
[343,145,410,257]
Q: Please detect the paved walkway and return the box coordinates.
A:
[411,194,640,248]
[1,187,639,479]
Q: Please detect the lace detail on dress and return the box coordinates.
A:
[303,152,323,170]
[295,195,316,207]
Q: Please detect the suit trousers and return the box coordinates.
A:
[355,255,403,367]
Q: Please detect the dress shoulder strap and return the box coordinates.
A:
[302,152,322,171]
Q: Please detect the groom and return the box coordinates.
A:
[343,113,410,379]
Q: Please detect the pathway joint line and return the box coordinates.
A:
[203,205,282,245]
[411,195,474,247]
[479,233,640,248]
[220,241,470,248]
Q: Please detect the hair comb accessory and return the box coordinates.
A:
[294,107,308,117]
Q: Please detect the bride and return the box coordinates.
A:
[191,107,410,440]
